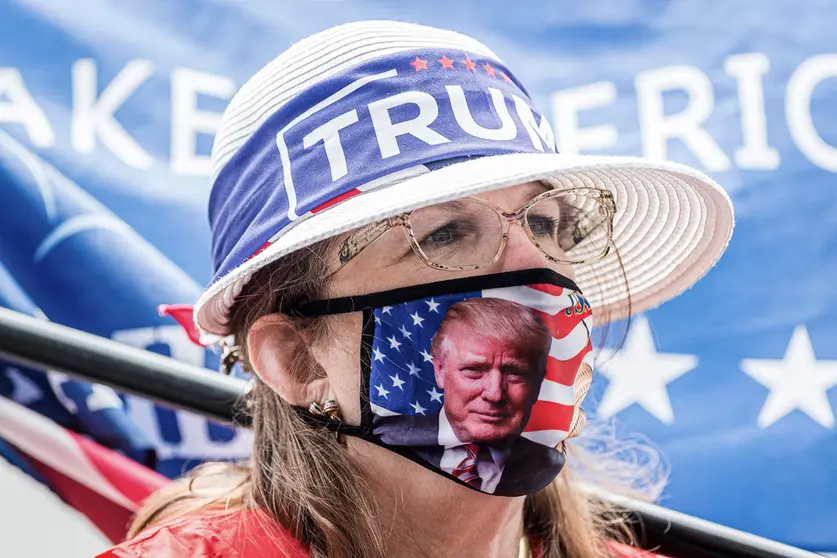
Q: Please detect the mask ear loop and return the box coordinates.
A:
[294,306,378,440]
[358,307,376,434]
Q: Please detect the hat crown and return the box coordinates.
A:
[211,20,502,182]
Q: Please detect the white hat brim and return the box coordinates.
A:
[195,152,733,336]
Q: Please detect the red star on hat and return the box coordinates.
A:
[463,57,477,71]
[438,55,455,70]
[482,62,497,78]
[410,56,429,71]
[500,71,512,83]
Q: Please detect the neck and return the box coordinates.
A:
[349,438,526,558]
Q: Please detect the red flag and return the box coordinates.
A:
[0,397,169,542]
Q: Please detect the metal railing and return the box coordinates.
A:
[0,307,820,558]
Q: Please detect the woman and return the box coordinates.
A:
[100,20,733,558]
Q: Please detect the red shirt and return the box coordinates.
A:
[98,508,663,558]
[98,509,308,558]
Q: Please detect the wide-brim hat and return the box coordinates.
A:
[195,20,733,338]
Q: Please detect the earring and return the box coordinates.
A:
[220,339,244,376]
[309,399,342,421]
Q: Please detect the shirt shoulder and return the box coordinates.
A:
[95,508,309,558]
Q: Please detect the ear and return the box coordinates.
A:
[246,313,330,407]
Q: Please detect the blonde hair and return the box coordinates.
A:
[127,239,667,557]
[126,462,248,539]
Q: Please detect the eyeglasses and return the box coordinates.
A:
[338,187,616,271]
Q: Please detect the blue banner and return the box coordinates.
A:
[0,1,834,551]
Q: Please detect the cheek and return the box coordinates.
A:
[448,375,478,402]
[507,382,537,409]
[327,233,447,297]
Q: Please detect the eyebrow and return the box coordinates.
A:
[523,183,550,200]
[457,355,532,371]
[458,358,492,370]
[433,199,473,211]
[501,362,532,374]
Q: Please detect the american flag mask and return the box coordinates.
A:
[296,268,594,496]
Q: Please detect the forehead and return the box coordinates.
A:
[471,181,550,210]
[444,329,530,361]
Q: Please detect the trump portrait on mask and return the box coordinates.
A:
[376,296,566,495]
[369,284,595,496]
[429,298,552,493]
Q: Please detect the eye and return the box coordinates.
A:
[527,215,559,238]
[425,225,456,245]
[459,368,483,380]
[502,366,528,380]
[418,220,478,249]
[529,207,584,249]
[526,194,611,258]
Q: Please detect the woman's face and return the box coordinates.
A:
[309,181,578,426]
[326,181,575,298]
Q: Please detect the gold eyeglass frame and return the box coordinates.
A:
[337,187,616,271]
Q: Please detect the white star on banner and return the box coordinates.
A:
[420,349,433,363]
[410,401,428,415]
[85,384,124,412]
[399,325,412,340]
[596,316,697,425]
[5,367,43,406]
[411,312,425,327]
[375,384,390,399]
[426,299,440,313]
[390,373,406,390]
[741,325,837,429]
[374,315,381,325]
[406,362,421,377]
[387,336,402,351]
[373,347,386,362]
[382,306,393,314]
[427,386,443,403]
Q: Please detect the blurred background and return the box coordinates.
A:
[0,0,835,556]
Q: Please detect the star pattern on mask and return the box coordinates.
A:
[399,325,413,339]
[387,336,402,351]
[410,401,428,414]
[390,373,406,391]
[373,347,386,362]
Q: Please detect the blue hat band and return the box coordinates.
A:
[209,49,557,284]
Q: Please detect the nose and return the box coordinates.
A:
[481,369,505,403]
[497,223,575,279]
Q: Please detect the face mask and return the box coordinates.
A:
[294,268,594,497]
